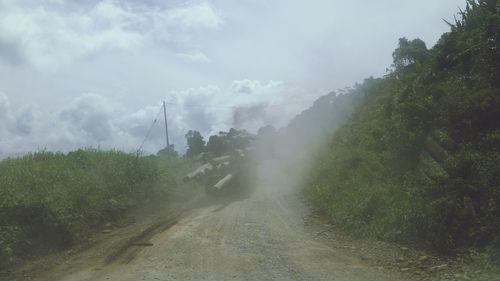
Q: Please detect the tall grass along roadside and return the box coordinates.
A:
[0,149,194,268]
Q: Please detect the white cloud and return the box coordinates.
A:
[0,0,223,70]
[176,50,211,63]
[0,92,11,120]
[0,0,465,158]
[231,79,284,95]
[59,93,117,142]
[162,2,223,30]
[0,79,314,158]
[164,80,304,139]
[13,105,34,136]
[0,1,143,69]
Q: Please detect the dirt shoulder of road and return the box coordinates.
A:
[0,189,206,281]
[300,195,500,281]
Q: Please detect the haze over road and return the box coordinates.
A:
[35,161,406,281]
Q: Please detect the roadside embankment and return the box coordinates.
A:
[0,149,197,269]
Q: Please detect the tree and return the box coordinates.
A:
[392,37,429,70]
[205,128,254,156]
[157,144,178,158]
[185,130,205,157]
[206,134,226,156]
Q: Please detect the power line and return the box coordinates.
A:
[163,101,170,148]
[136,104,163,154]
[164,100,314,109]
[135,96,316,154]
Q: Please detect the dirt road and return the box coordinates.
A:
[20,162,409,281]
[31,193,405,279]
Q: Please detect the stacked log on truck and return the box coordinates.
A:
[207,173,233,194]
[183,149,254,195]
[183,155,232,182]
[183,128,257,195]
[183,163,212,182]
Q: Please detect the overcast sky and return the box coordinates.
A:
[0,0,465,157]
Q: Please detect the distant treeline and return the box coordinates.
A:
[183,128,255,158]
[303,0,499,260]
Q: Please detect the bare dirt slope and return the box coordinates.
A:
[24,163,409,281]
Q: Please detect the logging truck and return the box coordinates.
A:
[183,138,256,196]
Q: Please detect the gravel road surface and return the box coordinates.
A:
[30,162,407,281]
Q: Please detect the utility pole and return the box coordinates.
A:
[163,101,170,148]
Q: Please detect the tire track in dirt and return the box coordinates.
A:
[103,210,189,265]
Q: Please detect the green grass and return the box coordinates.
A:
[0,149,196,268]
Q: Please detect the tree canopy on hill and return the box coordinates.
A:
[306,0,500,258]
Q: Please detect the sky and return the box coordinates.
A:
[0,0,465,157]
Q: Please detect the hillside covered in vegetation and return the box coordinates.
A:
[306,0,499,260]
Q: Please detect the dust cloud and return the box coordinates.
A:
[245,91,355,195]
[250,125,330,196]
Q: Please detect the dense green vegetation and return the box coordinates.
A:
[185,128,254,158]
[0,149,194,268]
[306,0,499,260]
